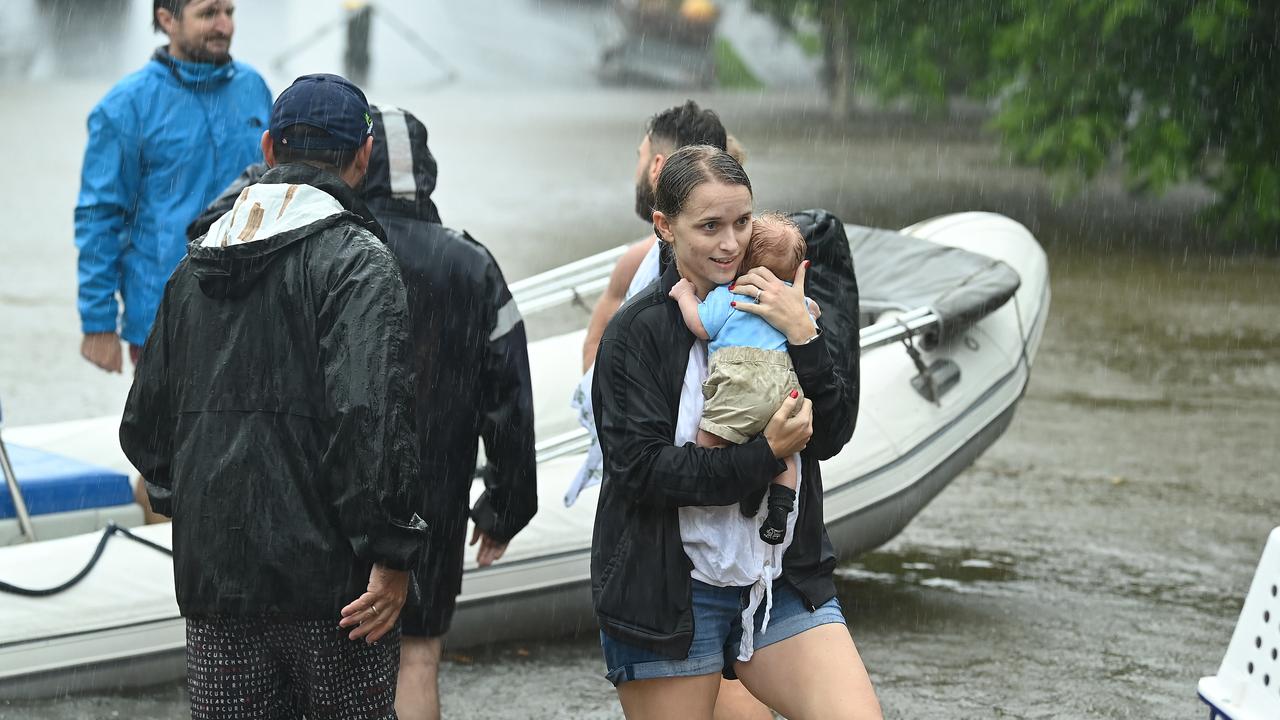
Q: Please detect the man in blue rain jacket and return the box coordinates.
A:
[76,0,271,373]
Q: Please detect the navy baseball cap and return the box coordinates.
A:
[269,74,373,150]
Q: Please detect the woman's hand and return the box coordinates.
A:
[731,261,815,344]
[763,391,813,458]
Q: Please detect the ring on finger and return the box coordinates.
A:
[754,287,762,300]
[369,604,379,616]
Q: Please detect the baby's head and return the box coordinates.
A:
[742,212,806,282]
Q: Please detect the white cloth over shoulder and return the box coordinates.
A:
[201,183,344,248]
[675,342,801,663]
[565,238,662,507]
[565,363,602,507]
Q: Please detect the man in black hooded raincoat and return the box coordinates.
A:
[363,104,538,720]
[189,103,538,720]
[121,74,426,719]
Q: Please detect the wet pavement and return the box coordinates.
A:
[2,1,1278,717]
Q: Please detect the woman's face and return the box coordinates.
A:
[658,181,753,297]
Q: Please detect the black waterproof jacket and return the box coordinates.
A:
[187,109,537,613]
[121,162,427,619]
[590,260,859,659]
[358,108,536,569]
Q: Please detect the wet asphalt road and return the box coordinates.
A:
[2,1,1278,717]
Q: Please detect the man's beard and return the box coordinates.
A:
[633,175,656,225]
[174,36,232,64]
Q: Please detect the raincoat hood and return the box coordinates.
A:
[362,105,441,224]
[151,46,238,88]
[188,163,385,299]
[791,209,860,391]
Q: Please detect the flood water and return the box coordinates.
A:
[2,1,1278,718]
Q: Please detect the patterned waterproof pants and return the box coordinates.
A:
[185,615,400,719]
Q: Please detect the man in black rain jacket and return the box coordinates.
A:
[188,103,538,720]
[366,104,537,720]
[121,74,425,719]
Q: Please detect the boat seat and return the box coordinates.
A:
[1,443,143,544]
[1198,527,1280,719]
[0,443,134,519]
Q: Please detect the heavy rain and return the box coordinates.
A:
[0,0,1277,718]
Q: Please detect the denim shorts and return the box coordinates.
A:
[600,578,845,686]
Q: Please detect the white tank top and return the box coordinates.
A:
[624,237,663,300]
[676,342,801,662]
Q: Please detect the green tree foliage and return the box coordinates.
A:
[749,0,1009,113]
[753,0,1279,243]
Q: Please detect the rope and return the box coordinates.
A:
[270,3,459,88]
[1012,294,1032,390]
[0,522,172,598]
[374,5,460,85]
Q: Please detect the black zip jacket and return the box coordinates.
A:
[120,162,427,619]
[369,208,537,546]
[362,105,535,548]
[590,262,859,659]
[186,123,536,632]
[188,109,537,546]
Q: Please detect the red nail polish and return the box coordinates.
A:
[804,260,811,268]
[790,390,799,399]
[730,301,737,307]
[729,283,735,290]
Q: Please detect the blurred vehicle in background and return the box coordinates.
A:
[599,0,720,88]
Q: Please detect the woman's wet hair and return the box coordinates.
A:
[743,212,806,281]
[652,145,752,237]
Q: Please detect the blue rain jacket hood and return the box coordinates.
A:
[74,47,272,346]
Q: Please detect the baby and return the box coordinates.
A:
[669,212,815,545]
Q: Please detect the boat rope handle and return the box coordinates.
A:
[0,522,172,598]
[896,321,940,405]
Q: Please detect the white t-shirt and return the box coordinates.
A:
[676,342,801,662]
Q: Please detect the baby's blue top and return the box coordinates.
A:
[698,283,811,355]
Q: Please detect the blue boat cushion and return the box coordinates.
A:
[0,444,133,518]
